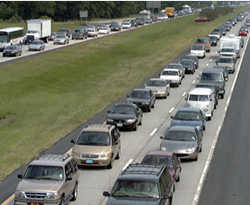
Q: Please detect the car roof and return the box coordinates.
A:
[203,68,223,74]
[177,107,201,113]
[162,68,179,72]
[30,154,72,167]
[133,88,150,92]
[189,87,213,95]
[114,102,137,108]
[168,125,196,132]
[148,78,166,81]
[80,124,113,132]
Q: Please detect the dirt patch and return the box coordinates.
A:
[0,114,16,127]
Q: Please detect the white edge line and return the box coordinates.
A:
[122,159,133,171]
[150,128,158,136]
[192,25,250,205]
[192,79,196,84]
[182,91,187,97]
[169,107,175,114]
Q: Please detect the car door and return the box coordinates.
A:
[111,128,120,158]
[150,90,156,107]
[172,154,181,180]
[63,162,74,201]
[135,106,142,124]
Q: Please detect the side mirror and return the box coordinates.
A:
[17,174,23,179]
[103,191,110,197]
[70,139,75,144]
[66,176,72,181]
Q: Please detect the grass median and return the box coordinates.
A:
[0,7,247,181]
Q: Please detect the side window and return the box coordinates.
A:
[65,162,73,178]
[111,128,119,144]
[70,158,78,173]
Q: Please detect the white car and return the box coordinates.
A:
[160,68,182,87]
[157,15,168,21]
[190,44,206,58]
[121,22,132,29]
[87,27,98,37]
[98,26,111,35]
[186,88,215,121]
[145,78,170,98]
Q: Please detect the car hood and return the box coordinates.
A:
[107,197,160,205]
[127,98,149,104]
[171,119,202,127]
[29,44,41,48]
[16,179,63,193]
[160,75,179,81]
[73,145,111,154]
[161,140,197,152]
[107,113,136,120]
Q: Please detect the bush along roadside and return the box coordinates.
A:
[199,7,234,21]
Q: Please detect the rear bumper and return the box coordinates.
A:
[15,198,60,205]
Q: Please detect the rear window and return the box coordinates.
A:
[161,70,178,76]
[188,94,209,102]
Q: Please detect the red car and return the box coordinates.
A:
[195,17,211,22]
[239,30,248,36]
[141,151,182,182]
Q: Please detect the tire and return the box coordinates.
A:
[199,145,202,153]
[152,103,155,108]
[107,161,112,169]
[60,196,66,205]
[176,174,180,182]
[221,94,224,99]
[147,106,151,112]
[71,184,78,201]
[194,154,198,161]
[139,118,142,125]
[132,123,137,131]
[115,152,120,160]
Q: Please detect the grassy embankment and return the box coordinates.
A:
[0,7,246,181]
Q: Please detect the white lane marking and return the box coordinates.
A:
[192,26,250,205]
[150,128,158,136]
[169,107,175,114]
[182,91,186,97]
[122,159,133,171]
[206,63,209,66]
[192,79,196,84]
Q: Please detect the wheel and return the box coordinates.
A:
[147,106,151,112]
[115,152,120,160]
[71,184,78,201]
[194,154,198,161]
[199,145,202,153]
[176,174,180,182]
[152,103,155,108]
[221,94,224,99]
[60,196,66,205]
[139,118,142,125]
[132,123,137,131]
[107,161,112,169]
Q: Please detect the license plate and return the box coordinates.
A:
[86,159,94,164]
[117,123,123,127]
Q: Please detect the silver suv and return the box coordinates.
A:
[14,154,79,205]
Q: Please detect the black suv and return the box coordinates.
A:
[103,163,175,205]
[127,88,156,112]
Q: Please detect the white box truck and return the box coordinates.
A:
[219,35,241,58]
[25,19,51,44]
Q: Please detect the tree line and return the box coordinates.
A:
[0,1,211,22]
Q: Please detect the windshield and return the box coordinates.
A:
[201,72,223,81]
[0,33,8,43]
[130,90,150,99]
[167,64,181,69]
[218,58,233,63]
[147,80,166,87]
[74,29,81,33]
[221,48,234,52]
[24,165,64,181]
[196,39,207,43]
[192,45,203,50]
[112,105,135,114]
[209,36,217,41]
[181,61,192,66]
[246,19,250,23]
[56,34,65,38]
[164,130,196,141]
[76,131,110,146]
[111,180,159,198]
[6,45,17,50]
[142,155,173,168]
[174,111,202,121]
[189,94,209,102]
[161,70,178,76]
[31,41,42,45]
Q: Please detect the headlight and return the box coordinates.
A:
[185,147,196,153]
[47,192,59,200]
[15,191,26,199]
[126,119,136,124]
[100,152,112,158]
[161,147,167,151]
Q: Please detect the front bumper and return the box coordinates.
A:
[106,119,136,129]
[74,157,111,167]
[53,41,65,45]
[175,151,198,160]
[15,198,60,205]
[3,52,17,56]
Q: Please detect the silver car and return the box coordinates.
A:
[145,78,170,98]
[28,40,45,51]
[160,126,203,161]
[54,32,69,45]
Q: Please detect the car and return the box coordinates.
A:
[208,30,222,39]
[244,18,250,27]
[71,124,120,169]
[2,44,22,57]
[48,32,56,41]
[121,21,132,29]
[28,40,45,51]
[239,28,248,36]
[190,44,206,58]
[130,19,137,27]
[72,28,88,40]
[208,35,218,46]
[58,28,71,38]
[195,37,211,52]
[199,68,226,99]
[98,26,111,34]
[195,17,211,22]
[145,17,153,24]
[165,63,185,79]
[212,65,229,81]
[110,22,121,31]
[157,15,168,21]
[186,88,215,120]
[180,59,196,74]
[216,56,236,74]
[141,151,182,182]
[135,17,145,25]
[126,88,156,112]
[87,26,98,37]
[170,107,206,131]
[103,163,175,205]
[160,126,203,161]
[106,103,143,131]
[53,32,69,45]
[15,154,79,205]
[145,78,170,98]
[160,68,182,87]
[181,55,199,69]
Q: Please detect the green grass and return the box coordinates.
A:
[0,7,247,181]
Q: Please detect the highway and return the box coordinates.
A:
[0,13,248,205]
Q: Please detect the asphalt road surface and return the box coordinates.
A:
[0,14,248,205]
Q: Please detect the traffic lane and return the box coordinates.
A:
[198,29,250,205]
[70,40,218,205]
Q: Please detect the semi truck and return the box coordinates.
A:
[166,7,175,17]
[24,19,51,44]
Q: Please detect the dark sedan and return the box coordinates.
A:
[170,107,206,131]
[180,59,195,74]
[110,22,121,31]
[3,45,22,57]
[127,88,156,112]
[106,103,142,131]
[208,36,218,46]
[181,55,199,69]
[141,151,182,182]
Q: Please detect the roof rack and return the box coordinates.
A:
[38,154,71,162]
